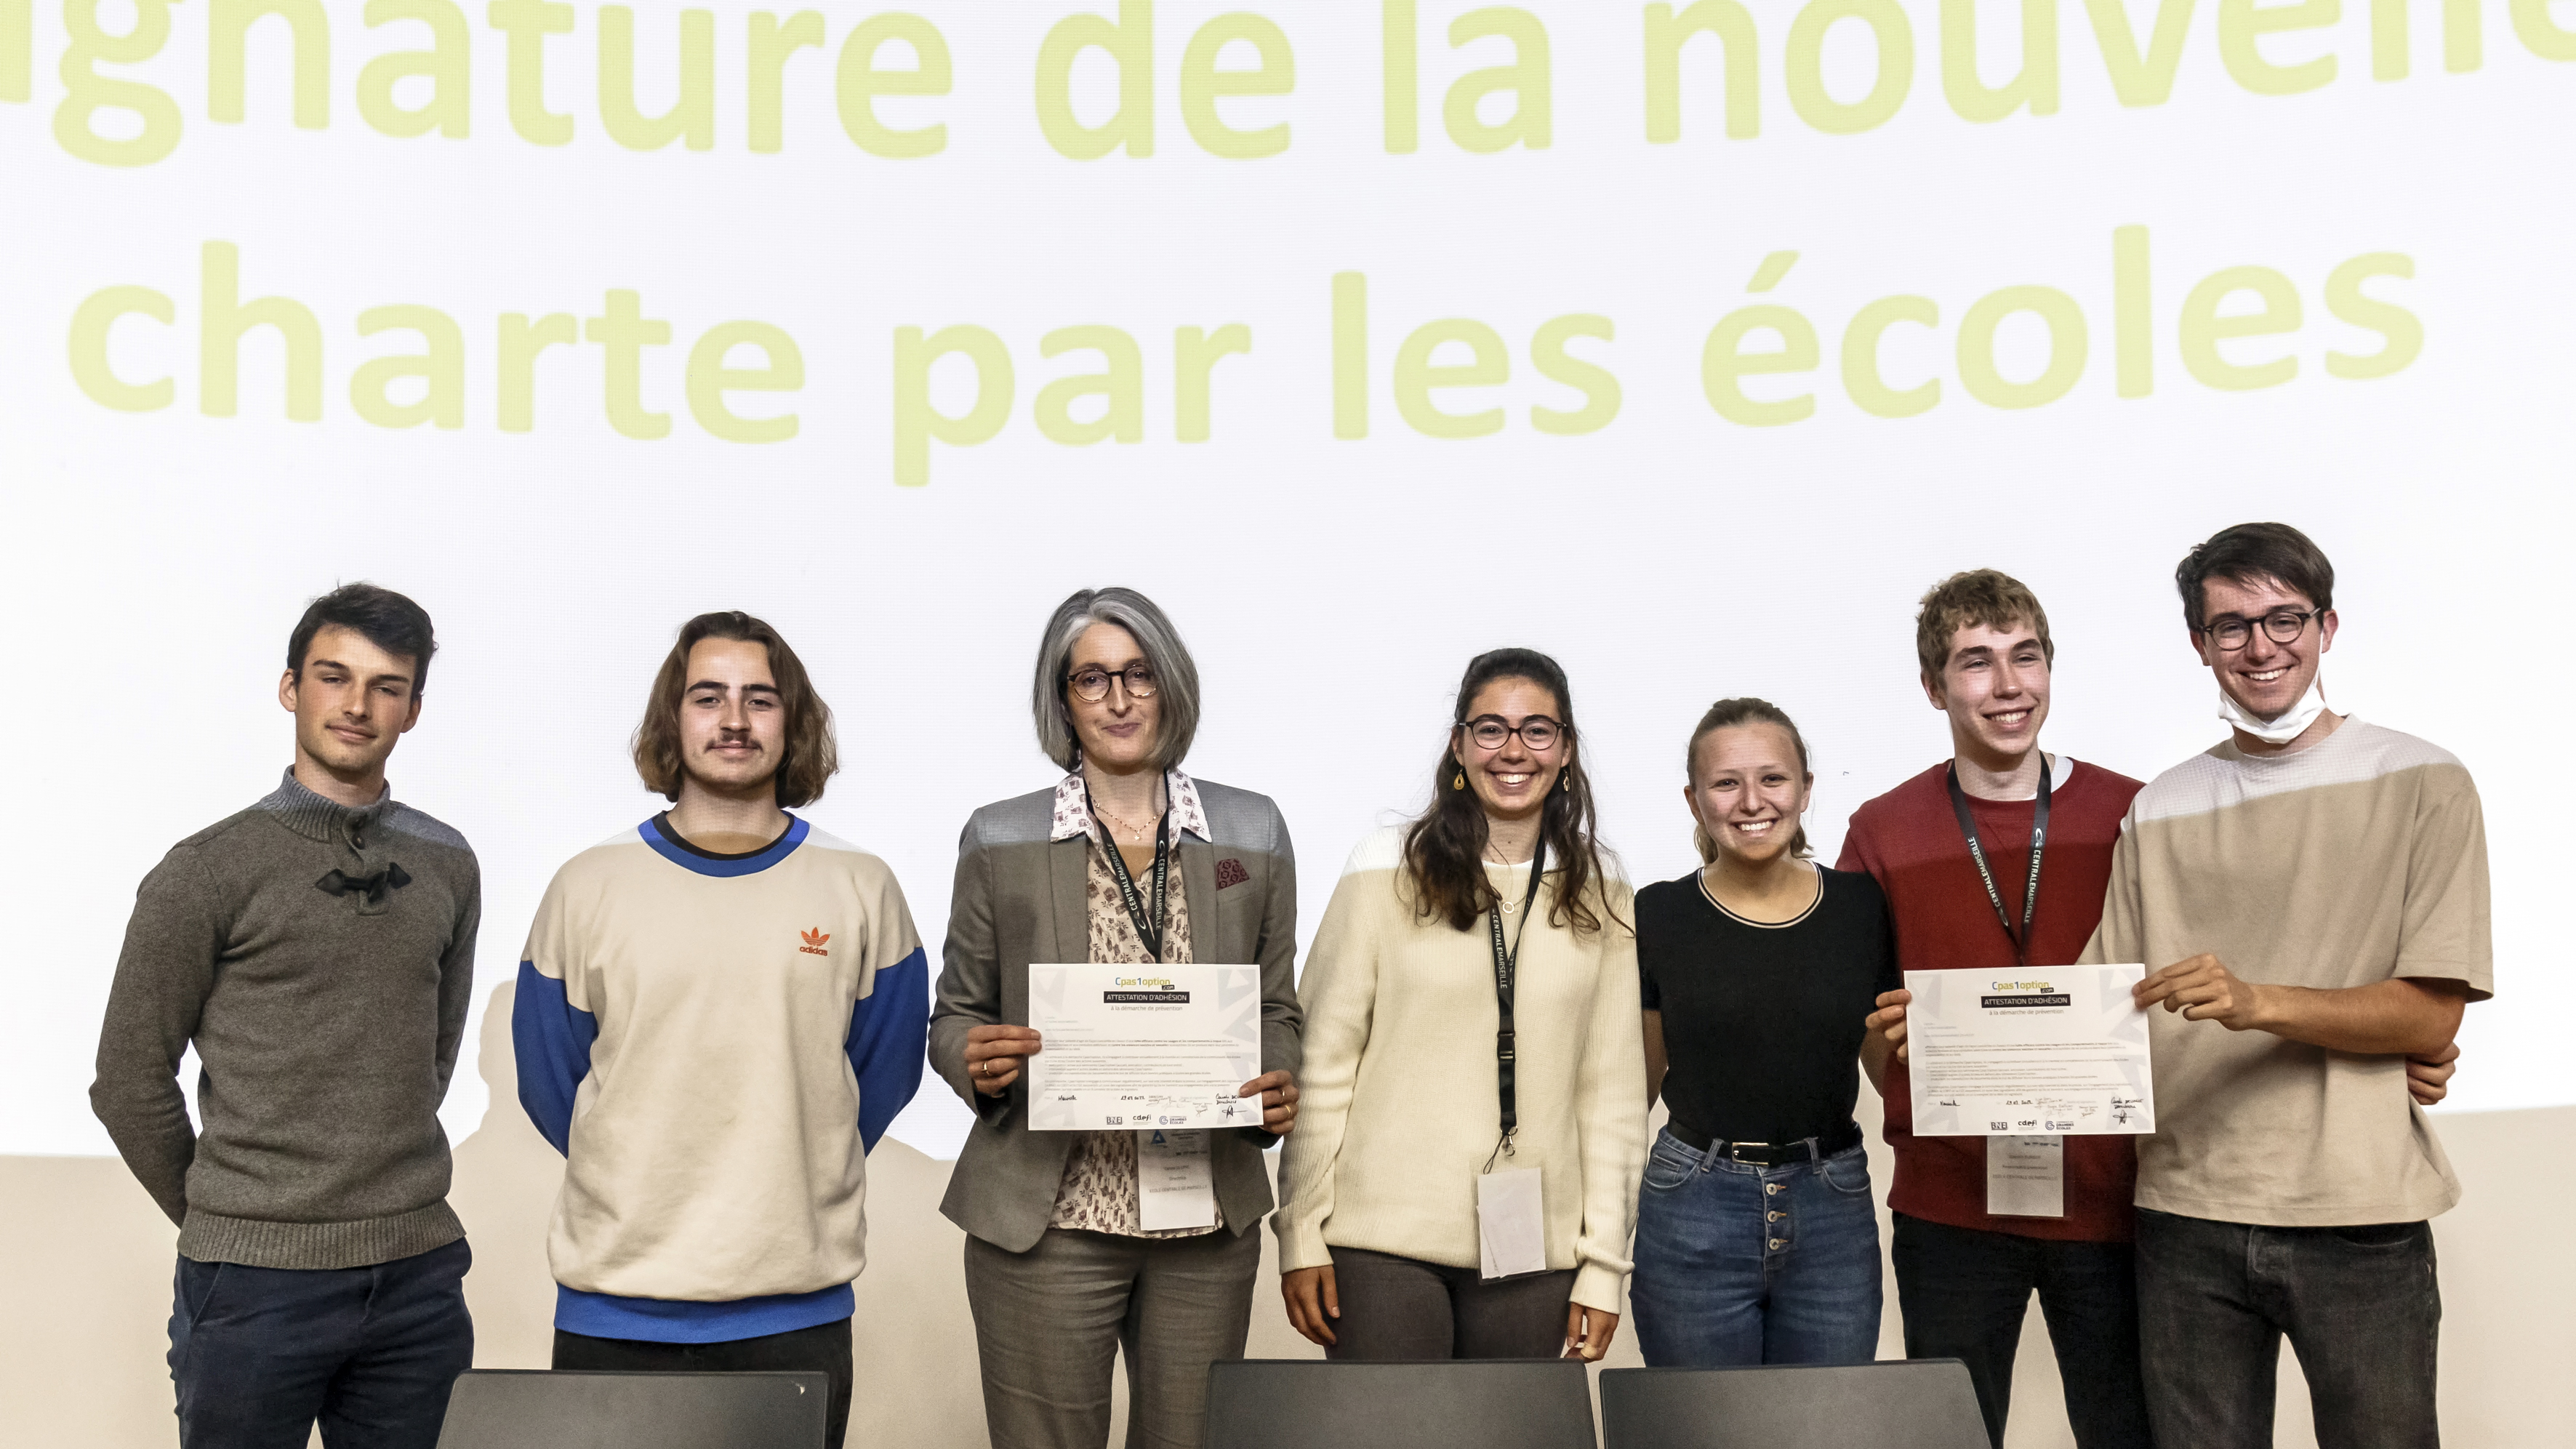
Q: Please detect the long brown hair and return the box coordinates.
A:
[1685,697,1813,863]
[632,611,840,808]
[1403,648,1613,935]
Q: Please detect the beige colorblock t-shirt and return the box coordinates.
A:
[2083,718,2492,1227]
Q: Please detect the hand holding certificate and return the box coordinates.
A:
[1024,963,1267,1132]
[1906,963,2156,1136]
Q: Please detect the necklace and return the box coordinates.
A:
[1093,798,1163,845]
[1485,840,1530,912]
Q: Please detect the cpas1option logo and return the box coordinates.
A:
[1981,977,2069,1008]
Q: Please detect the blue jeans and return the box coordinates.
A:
[1630,1128,1882,1366]
[169,1237,474,1449]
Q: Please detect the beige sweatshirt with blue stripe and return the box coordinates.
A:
[515,814,927,1342]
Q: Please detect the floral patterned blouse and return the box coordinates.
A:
[1045,771,1224,1238]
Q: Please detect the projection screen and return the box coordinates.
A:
[4,0,2569,1163]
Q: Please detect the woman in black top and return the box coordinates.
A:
[1631,697,1895,1366]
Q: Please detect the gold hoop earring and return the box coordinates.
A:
[1453,769,1467,791]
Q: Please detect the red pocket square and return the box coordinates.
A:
[1215,857,1251,890]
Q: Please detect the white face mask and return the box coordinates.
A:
[2218,678,2328,745]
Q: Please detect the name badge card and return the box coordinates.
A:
[1138,1128,1217,1231]
[1476,1168,1548,1280]
[1987,1135,2066,1218]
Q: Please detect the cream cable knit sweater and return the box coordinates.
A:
[1273,827,1646,1312]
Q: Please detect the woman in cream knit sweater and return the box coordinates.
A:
[1274,648,1646,1361]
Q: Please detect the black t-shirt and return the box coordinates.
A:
[1636,864,1899,1147]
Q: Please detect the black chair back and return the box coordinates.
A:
[1207,1359,1597,1449]
[1599,1361,1986,1449]
[434,1369,830,1448]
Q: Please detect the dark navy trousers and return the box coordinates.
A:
[168,1237,474,1449]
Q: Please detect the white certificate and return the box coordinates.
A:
[1907,964,2156,1136]
[1025,963,1264,1132]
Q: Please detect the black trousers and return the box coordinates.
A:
[1322,1246,1577,1361]
[2135,1208,2440,1449]
[554,1318,853,1449]
[1890,1213,2151,1449]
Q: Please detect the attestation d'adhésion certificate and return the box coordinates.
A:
[1906,963,2156,1136]
[1024,963,1265,1132]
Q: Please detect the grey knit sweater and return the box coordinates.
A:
[91,770,481,1269]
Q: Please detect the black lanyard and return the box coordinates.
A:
[1945,758,2050,966]
[1090,792,1171,963]
[1487,837,1548,1145]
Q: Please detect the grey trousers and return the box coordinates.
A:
[2136,1208,2441,1449]
[963,1227,1261,1449]
[1323,1246,1577,1361]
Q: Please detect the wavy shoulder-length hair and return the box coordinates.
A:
[1031,587,1203,773]
[633,611,839,808]
[1403,647,1615,936]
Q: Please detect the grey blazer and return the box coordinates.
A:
[931,778,1302,1252]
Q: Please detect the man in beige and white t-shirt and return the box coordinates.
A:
[2083,522,2484,1449]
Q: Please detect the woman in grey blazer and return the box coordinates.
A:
[931,587,1303,1449]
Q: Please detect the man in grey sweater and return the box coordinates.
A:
[92,583,481,1449]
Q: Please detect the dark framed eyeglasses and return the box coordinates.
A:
[1459,715,1565,752]
[1068,665,1157,702]
[2202,609,2322,651]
